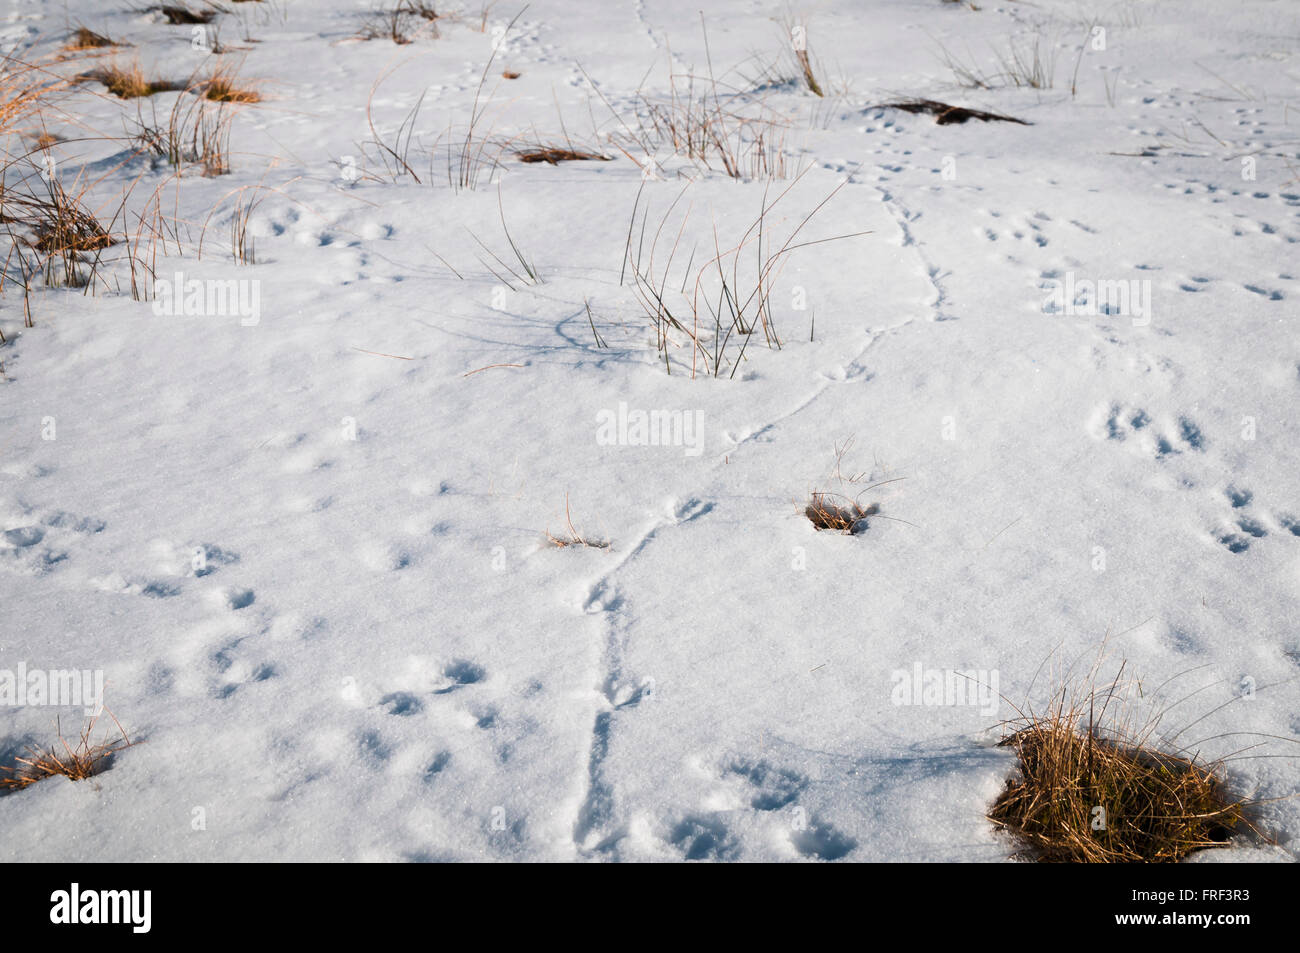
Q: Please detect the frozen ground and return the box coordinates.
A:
[1,0,1298,861]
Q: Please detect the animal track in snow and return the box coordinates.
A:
[1212,486,1300,554]
[216,587,256,610]
[791,820,858,861]
[1087,403,1205,459]
[209,633,279,699]
[726,757,808,811]
[422,750,452,782]
[817,360,874,384]
[980,212,1053,248]
[3,525,45,548]
[357,539,411,572]
[435,659,487,694]
[0,504,104,575]
[1243,284,1284,301]
[381,691,424,716]
[668,814,739,861]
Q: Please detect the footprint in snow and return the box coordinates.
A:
[668,814,739,861]
[667,497,712,524]
[434,659,486,694]
[726,757,809,811]
[791,820,858,861]
[1211,487,1300,553]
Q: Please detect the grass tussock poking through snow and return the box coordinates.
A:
[159,4,217,26]
[82,61,181,99]
[203,62,262,102]
[0,712,138,792]
[989,659,1260,862]
[805,492,877,533]
[66,26,119,51]
[803,440,910,533]
[2,172,118,289]
[29,180,116,256]
[936,32,1058,90]
[514,144,610,165]
[616,53,793,182]
[131,91,236,175]
[580,18,797,182]
[359,1,443,44]
[623,168,868,377]
[991,720,1243,862]
[876,98,1030,126]
[545,494,609,549]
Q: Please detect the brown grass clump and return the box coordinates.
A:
[990,719,1245,862]
[877,99,1030,126]
[801,441,911,534]
[83,62,180,99]
[2,174,118,288]
[66,27,117,50]
[546,494,609,549]
[30,184,115,255]
[160,4,217,25]
[203,64,261,103]
[805,492,877,533]
[987,654,1266,863]
[1,712,138,791]
[515,146,609,165]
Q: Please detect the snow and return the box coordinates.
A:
[1,0,1297,862]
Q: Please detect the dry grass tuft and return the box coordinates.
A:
[802,440,910,534]
[82,62,180,99]
[1,712,138,791]
[30,184,116,255]
[990,717,1244,862]
[66,27,118,50]
[129,75,239,176]
[160,4,217,25]
[514,145,609,165]
[402,0,443,20]
[546,494,609,549]
[359,2,443,44]
[936,33,1058,90]
[203,63,261,103]
[2,172,118,288]
[623,170,868,376]
[986,649,1276,863]
[804,492,877,533]
[877,99,1030,126]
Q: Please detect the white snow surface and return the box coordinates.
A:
[1,0,1298,862]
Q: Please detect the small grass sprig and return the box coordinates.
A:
[1,711,138,791]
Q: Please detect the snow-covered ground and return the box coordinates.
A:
[2,0,1298,861]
